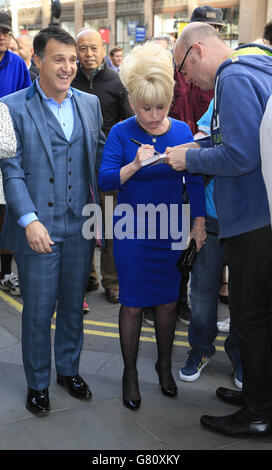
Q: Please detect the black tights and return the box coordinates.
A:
[119,302,177,401]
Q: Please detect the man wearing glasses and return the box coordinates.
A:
[0,11,31,97]
[168,6,223,338]
[172,7,243,396]
[166,21,272,438]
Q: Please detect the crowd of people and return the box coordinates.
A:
[1,4,272,440]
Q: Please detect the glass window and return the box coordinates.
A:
[116,14,144,53]
[84,18,107,31]
[221,6,239,48]
[154,11,187,37]
[61,21,75,37]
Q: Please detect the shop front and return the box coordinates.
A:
[115,0,144,52]
[153,0,239,48]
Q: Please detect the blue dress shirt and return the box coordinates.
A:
[18,80,75,228]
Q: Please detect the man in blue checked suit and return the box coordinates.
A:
[0,26,105,415]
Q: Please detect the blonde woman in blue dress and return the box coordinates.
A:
[98,42,207,410]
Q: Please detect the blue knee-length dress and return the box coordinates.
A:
[98,116,206,307]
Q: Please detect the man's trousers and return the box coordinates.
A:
[15,211,95,391]
[227,225,272,419]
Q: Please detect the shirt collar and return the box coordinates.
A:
[111,63,119,72]
[36,78,73,104]
[79,58,105,81]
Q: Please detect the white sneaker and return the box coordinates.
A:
[234,374,243,389]
[217,317,230,333]
[0,272,20,296]
[233,363,243,389]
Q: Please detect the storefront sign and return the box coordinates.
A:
[178,22,189,36]
[99,28,109,43]
[135,25,146,42]
[127,21,138,36]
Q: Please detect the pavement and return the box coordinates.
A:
[0,248,271,454]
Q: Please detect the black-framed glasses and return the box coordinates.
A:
[178,45,193,73]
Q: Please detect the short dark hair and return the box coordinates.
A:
[109,46,123,56]
[33,25,76,58]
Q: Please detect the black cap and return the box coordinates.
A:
[190,6,224,26]
[0,11,12,31]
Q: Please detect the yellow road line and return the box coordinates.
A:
[0,290,225,351]
[54,324,225,351]
[0,290,23,311]
[84,318,227,342]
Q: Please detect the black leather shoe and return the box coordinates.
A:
[123,398,141,411]
[200,408,272,437]
[57,374,92,400]
[26,387,50,416]
[216,387,244,406]
[155,362,178,398]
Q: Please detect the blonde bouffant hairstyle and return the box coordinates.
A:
[119,41,175,108]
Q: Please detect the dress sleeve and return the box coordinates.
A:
[98,125,124,191]
[184,171,206,219]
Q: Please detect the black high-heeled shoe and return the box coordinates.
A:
[122,370,141,410]
[123,397,141,411]
[155,362,178,398]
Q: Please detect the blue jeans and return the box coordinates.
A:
[189,231,240,363]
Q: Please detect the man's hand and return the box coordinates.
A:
[165,142,200,172]
[25,220,54,253]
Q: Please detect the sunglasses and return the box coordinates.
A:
[178,45,193,73]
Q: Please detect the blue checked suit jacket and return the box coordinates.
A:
[0,81,105,254]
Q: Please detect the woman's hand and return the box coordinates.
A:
[131,144,155,170]
[190,218,207,252]
[120,144,156,185]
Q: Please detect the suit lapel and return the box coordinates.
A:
[73,92,94,168]
[25,93,54,170]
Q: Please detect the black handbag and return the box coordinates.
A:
[176,238,197,273]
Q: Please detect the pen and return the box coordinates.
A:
[130,138,160,155]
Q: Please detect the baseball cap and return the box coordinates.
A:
[0,11,12,31]
[190,6,225,26]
